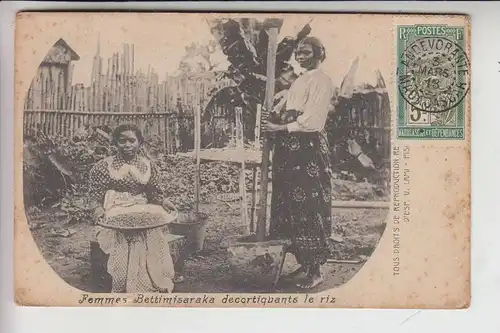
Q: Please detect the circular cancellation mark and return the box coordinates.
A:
[397,36,470,114]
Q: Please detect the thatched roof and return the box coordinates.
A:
[339,58,387,97]
[41,38,80,65]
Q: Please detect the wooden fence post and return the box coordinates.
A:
[256,25,278,242]
[194,105,201,213]
[254,103,262,149]
[236,107,249,234]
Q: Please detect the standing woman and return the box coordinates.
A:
[88,124,178,293]
[263,37,335,289]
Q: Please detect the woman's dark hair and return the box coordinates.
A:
[296,36,327,63]
[111,124,144,145]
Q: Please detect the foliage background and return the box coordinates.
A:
[23,18,390,225]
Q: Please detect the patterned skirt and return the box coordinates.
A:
[269,130,333,268]
[95,225,175,293]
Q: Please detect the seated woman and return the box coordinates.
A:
[88,124,178,293]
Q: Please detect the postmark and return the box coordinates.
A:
[397,25,469,140]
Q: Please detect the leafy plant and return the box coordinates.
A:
[24,126,259,219]
[204,18,391,183]
[178,40,221,74]
[203,18,311,131]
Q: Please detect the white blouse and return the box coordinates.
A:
[285,68,335,133]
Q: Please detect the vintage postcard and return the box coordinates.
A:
[14,12,470,308]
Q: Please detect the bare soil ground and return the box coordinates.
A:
[28,196,388,294]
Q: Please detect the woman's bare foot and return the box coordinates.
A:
[296,274,323,289]
[296,265,323,289]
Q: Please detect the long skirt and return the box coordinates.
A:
[95,191,176,293]
[95,224,175,293]
[269,130,333,268]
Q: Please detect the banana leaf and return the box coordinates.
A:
[204,18,311,114]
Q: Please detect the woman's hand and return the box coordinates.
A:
[92,206,105,223]
[346,138,363,156]
[162,198,177,213]
[272,92,288,114]
[263,121,287,132]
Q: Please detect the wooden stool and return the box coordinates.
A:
[90,234,187,293]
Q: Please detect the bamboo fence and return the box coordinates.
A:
[23,42,234,153]
[22,41,391,159]
[24,43,228,114]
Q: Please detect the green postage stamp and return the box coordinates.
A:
[396,25,469,140]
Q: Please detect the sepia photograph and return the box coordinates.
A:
[15,13,470,308]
